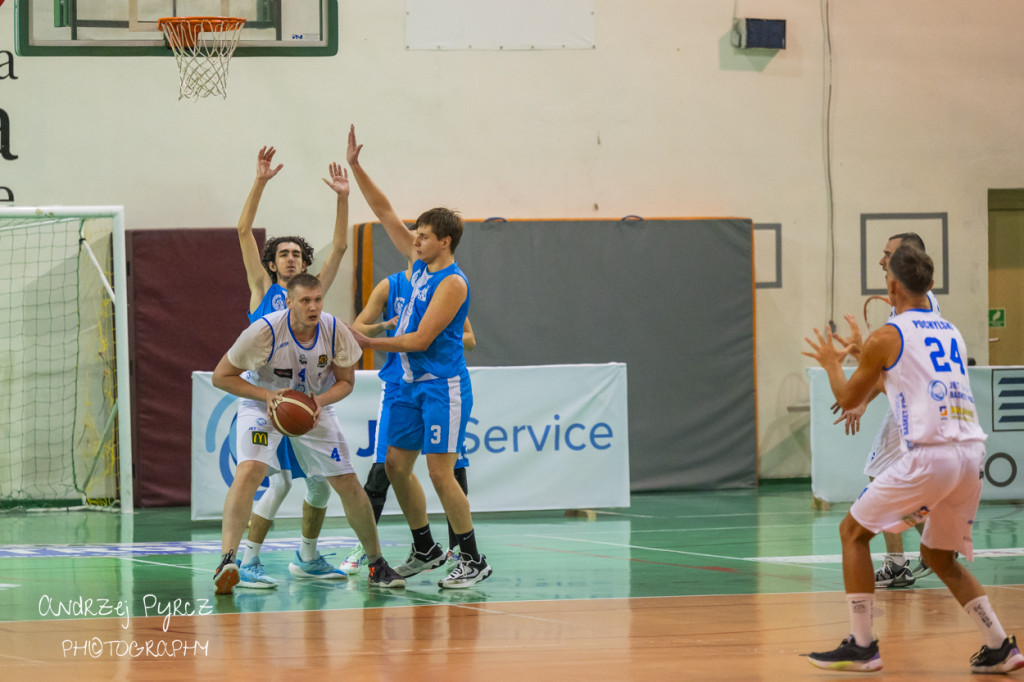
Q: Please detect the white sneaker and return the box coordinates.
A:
[341,543,367,575]
[438,553,492,589]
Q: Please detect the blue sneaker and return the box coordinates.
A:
[288,551,348,579]
[237,557,279,589]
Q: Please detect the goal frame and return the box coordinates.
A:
[0,206,133,514]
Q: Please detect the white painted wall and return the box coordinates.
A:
[5,1,1022,478]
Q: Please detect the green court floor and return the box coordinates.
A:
[2,482,1023,624]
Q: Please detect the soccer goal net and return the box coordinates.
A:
[0,207,132,513]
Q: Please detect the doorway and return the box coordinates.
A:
[988,189,1024,366]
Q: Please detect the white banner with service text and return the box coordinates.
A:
[191,364,630,520]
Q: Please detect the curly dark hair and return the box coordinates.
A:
[262,236,314,283]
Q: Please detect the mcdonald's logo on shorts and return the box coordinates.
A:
[252,431,268,446]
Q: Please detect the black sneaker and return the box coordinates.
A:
[394,543,446,578]
[806,636,882,672]
[438,553,492,589]
[367,557,406,588]
[874,558,915,588]
[970,635,1024,674]
[213,555,240,595]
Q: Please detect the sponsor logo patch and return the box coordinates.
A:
[252,431,268,446]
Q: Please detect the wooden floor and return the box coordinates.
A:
[3,589,1024,680]
[1,484,1023,680]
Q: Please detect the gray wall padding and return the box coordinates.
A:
[371,218,756,491]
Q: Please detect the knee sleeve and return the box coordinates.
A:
[303,476,332,509]
[363,462,391,505]
[252,470,292,520]
[453,466,468,495]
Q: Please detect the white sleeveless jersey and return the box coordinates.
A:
[888,290,939,321]
[884,307,986,451]
[227,309,362,408]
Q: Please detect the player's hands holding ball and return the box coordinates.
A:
[265,389,320,437]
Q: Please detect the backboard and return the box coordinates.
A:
[15,0,337,56]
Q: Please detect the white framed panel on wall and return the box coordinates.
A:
[860,213,948,295]
[405,0,595,50]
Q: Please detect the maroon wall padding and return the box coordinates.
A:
[126,228,264,507]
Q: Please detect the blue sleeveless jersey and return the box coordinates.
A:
[395,260,469,382]
[378,271,412,384]
[248,283,287,323]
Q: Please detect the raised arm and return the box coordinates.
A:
[238,146,283,311]
[350,278,397,338]
[346,125,416,260]
[315,161,350,294]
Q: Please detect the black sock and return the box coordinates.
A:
[446,519,457,551]
[412,524,435,554]
[455,530,479,561]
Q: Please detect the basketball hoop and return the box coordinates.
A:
[157,17,246,100]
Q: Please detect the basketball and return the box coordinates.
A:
[271,390,318,437]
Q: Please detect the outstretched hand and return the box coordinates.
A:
[322,162,349,196]
[830,400,865,435]
[802,326,853,368]
[833,313,864,358]
[257,146,284,181]
[347,125,363,167]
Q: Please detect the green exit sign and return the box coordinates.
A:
[989,309,1006,328]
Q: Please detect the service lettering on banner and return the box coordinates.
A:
[190,364,631,520]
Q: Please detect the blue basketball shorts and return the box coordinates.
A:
[387,374,473,457]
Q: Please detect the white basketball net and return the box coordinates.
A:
[158,17,246,101]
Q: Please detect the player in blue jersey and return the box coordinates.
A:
[832,233,940,589]
[346,125,492,589]
[803,245,1022,674]
[341,237,477,574]
[233,146,353,588]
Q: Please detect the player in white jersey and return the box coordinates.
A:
[833,233,940,589]
[210,274,405,594]
[803,245,1023,674]
[234,146,354,587]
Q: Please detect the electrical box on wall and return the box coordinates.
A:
[732,18,786,49]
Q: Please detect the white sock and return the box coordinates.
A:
[847,593,875,647]
[886,553,907,566]
[299,536,318,562]
[964,596,1008,648]
[241,540,261,565]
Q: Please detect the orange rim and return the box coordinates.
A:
[157,16,246,48]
